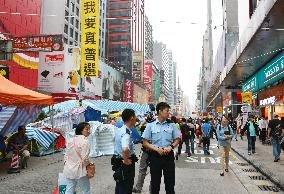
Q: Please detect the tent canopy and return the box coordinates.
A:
[0,75,53,105]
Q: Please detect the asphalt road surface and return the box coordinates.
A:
[0,140,283,194]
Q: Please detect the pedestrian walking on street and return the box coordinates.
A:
[187,118,196,155]
[63,122,94,194]
[216,115,234,176]
[142,102,180,194]
[258,117,268,144]
[228,114,238,141]
[133,112,156,194]
[178,118,191,157]
[268,115,283,162]
[112,109,138,194]
[242,115,259,155]
[201,118,211,155]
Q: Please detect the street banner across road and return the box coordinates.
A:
[80,0,99,77]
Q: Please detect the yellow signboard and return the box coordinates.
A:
[217,106,222,113]
[242,92,252,104]
[80,0,99,77]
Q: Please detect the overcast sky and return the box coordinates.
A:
[145,0,208,108]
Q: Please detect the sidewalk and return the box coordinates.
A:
[231,137,284,190]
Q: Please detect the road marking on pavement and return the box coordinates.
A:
[184,156,233,164]
[201,156,216,164]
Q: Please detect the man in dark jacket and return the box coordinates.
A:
[268,115,283,162]
[242,115,259,155]
[178,118,191,157]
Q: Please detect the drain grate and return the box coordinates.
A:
[242,168,257,172]
[236,163,250,166]
[249,175,267,180]
[258,185,280,192]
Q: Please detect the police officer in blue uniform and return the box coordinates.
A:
[113,109,138,194]
[142,102,180,194]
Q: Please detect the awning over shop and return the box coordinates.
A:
[0,74,54,106]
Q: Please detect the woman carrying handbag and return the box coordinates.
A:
[63,122,95,194]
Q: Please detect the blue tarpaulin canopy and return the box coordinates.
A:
[48,100,150,115]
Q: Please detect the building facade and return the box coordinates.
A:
[41,0,107,59]
[144,15,153,60]
[106,0,144,75]
[153,41,170,102]
[204,0,284,119]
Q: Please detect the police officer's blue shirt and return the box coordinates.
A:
[142,119,180,148]
[114,125,135,158]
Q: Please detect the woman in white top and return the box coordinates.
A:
[63,122,93,194]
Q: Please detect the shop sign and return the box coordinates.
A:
[259,52,284,89]
[242,92,252,104]
[13,34,63,52]
[123,80,134,102]
[143,61,153,85]
[242,76,257,93]
[132,51,143,83]
[259,96,276,106]
[80,0,99,77]
[0,66,9,79]
[242,51,284,92]
[217,106,222,113]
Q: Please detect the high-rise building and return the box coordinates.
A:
[144,15,153,60]
[173,62,177,105]
[106,0,144,74]
[167,50,175,106]
[153,41,170,101]
[41,0,107,59]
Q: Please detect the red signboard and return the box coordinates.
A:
[143,61,153,85]
[123,80,134,102]
[13,34,64,52]
[45,54,64,63]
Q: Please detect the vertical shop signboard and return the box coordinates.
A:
[132,51,143,83]
[123,80,134,102]
[143,61,153,85]
[80,0,99,77]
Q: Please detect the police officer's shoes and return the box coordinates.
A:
[133,188,141,193]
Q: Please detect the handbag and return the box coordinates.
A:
[73,137,95,178]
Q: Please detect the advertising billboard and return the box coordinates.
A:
[101,65,123,101]
[80,0,99,77]
[84,61,103,97]
[13,35,64,52]
[133,84,149,104]
[38,47,81,93]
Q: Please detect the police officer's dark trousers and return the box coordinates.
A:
[115,163,135,194]
[149,151,175,194]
